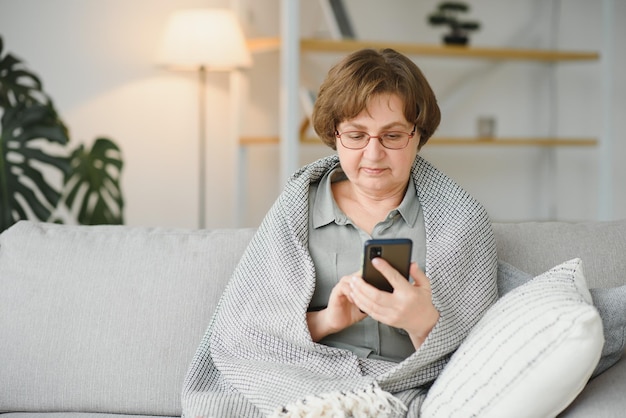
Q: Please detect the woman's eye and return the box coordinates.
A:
[347,132,367,140]
[383,133,401,140]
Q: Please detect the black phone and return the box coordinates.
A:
[361,238,412,292]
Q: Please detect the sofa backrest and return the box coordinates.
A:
[493,220,626,288]
[0,221,254,416]
[1,219,624,415]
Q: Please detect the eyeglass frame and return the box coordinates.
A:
[335,124,417,150]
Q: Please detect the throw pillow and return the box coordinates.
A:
[498,259,626,377]
[421,258,604,418]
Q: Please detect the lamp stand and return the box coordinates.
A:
[198,66,207,229]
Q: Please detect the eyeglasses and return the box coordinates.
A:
[335,125,416,150]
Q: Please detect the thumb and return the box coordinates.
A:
[370,257,410,290]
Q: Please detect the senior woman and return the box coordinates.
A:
[182,48,497,418]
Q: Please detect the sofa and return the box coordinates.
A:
[0,219,624,417]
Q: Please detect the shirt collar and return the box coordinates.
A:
[396,178,419,227]
[312,165,419,229]
[312,165,346,229]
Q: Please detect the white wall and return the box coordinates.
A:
[1,0,623,229]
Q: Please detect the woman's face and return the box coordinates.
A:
[336,93,418,199]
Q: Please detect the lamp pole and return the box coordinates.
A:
[198,65,207,229]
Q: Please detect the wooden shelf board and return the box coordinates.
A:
[430,137,598,146]
[247,37,280,53]
[240,136,597,147]
[245,37,599,61]
[300,38,599,62]
[239,136,281,145]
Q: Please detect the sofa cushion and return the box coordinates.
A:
[498,260,626,377]
[560,349,626,417]
[421,258,604,418]
[0,414,176,418]
[0,221,254,416]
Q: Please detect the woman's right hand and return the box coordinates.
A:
[307,273,367,342]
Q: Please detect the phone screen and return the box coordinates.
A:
[361,238,412,292]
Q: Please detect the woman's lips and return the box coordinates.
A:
[361,167,387,175]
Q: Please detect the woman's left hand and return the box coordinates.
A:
[349,259,440,349]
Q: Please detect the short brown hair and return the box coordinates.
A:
[312,48,440,150]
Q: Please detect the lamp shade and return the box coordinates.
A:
[157,8,252,71]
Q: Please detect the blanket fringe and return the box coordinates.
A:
[270,383,407,418]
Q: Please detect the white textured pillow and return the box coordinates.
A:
[422,258,604,418]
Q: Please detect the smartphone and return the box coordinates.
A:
[361,238,412,292]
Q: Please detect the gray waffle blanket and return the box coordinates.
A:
[182,154,497,417]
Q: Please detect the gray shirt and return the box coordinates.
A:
[308,164,427,362]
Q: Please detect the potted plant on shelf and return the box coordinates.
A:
[0,36,124,233]
[428,2,481,46]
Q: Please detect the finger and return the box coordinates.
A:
[339,272,364,302]
[410,262,431,289]
[350,275,374,300]
[350,276,378,309]
[351,278,408,328]
[350,275,395,316]
[334,276,359,303]
[371,257,412,291]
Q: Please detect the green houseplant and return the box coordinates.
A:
[0,36,124,233]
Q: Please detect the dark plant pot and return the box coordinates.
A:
[443,33,469,46]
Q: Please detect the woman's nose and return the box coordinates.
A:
[363,136,386,156]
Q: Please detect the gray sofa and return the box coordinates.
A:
[0,220,624,417]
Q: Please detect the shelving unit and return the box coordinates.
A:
[235,0,607,225]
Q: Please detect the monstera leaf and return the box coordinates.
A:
[0,37,45,108]
[0,35,124,232]
[64,137,124,225]
[0,37,70,231]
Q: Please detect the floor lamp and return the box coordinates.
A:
[157,9,251,229]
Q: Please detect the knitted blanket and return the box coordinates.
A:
[182,154,497,417]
